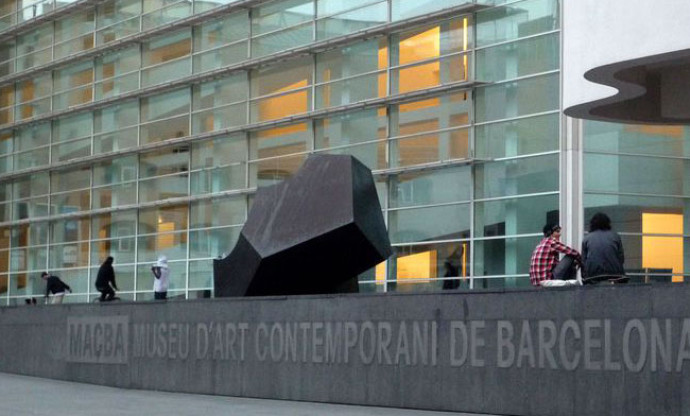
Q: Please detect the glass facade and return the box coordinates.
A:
[583,122,690,283]
[0,0,678,305]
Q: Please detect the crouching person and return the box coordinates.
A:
[530,224,582,287]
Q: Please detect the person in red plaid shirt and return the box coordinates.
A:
[529,224,582,287]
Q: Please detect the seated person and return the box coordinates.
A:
[530,224,582,287]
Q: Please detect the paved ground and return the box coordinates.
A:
[0,372,493,416]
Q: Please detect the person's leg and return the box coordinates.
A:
[99,289,107,302]
[104,286,115,301]
[52,293,64,304]
[154,291,166,300]
[552,255,577,280]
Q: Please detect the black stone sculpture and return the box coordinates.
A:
[213,154,391,297]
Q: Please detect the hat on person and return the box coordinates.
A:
[155,255,168,269]
[542,223,561,237]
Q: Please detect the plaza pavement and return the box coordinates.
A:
[0,372,495,416]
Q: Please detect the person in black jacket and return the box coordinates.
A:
[582,212,626,284]
[41,272,72,304]
[95,256,119,301]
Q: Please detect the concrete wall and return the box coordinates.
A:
[1,284,690,416]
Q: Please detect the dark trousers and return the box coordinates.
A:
[552,255,578,280]
[154,291,167,300]
[98,286,115,301]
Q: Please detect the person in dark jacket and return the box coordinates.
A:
[582,213,626,284]
[41,272,71,304]
[95,256,119,301]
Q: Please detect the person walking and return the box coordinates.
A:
[529,223,582,287]
[151,255,170,300]
[41,272,71,304]
[582,212,626,284]
[95,256,119,302]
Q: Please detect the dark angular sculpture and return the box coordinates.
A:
[213,154,392,297]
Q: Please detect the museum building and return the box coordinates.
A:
[0,0,687,304]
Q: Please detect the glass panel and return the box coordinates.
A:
[92,183,137,209]
[137,232,187,264]
[389,203,470,244]
[50,217,90,243]
[96,45,140,80]
[315,108,386,148]
[11,223,48,247]
[249,153,307,188]
[91,209,137,239]
[475,73,559,123]
[251,23,313,58]
[189,226,241,259]
[191,134,247,169]
[54,61,94,93]
[52,139,91,162]
[193,41,248,73]
[473,276,532,289]
[139,174,188,203]
[619,235,690,282]
[390,128,469,168]
[250,123,310,160]
[53,112,92,143]
[251,56,312,97]
[136,262,186,292]
[318,141,387,171]
[316,71,386,109]
[584,194,690,235]
[142,29,191,67]
[190,196,246,229]
[475,194,558,237]
[94,127,138,153]
[49,242,90,268]
[14,173,49,198]
[54,10,95,52]
[392,0,471,21]
[51,167,90,192]
[189,260,213,288]
[14,148,49,170]
[97,17,140,45]
[139,146,189,179]
[143,1,191,30]
[194,11,249,52]
[389,165,471,209]
[252,0,314,36]
[16,123,50,151]
[10,245,48,272]
[473,235,542,278]
[584,121,690,158]
[475,154,559,199]
[141,58,191,88]
[317,38,387,83]
[16,24,52,57]
[93,156,137,186]
[141,88,190,123]
[97,0,142,29]
[90,238,136,265]
[50,190,91,215]
[389,241,470,290]
[476,33,559,82]
[584,154,690,197]
[138,204,188,236]
[475,113,559,158]
[9,272,46,296]
[476,0,559,47]
[13,197,49,220]
[393,92,470,136]
[316,2,387,40]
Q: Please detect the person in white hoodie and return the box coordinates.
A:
[151,255,170,300]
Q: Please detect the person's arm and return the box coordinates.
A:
[616,233,625,265]
[111,269,118,291]
[551,239,582,262]
[45,282,50,298]
[152,266,161,279]
[64,281,72,293]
